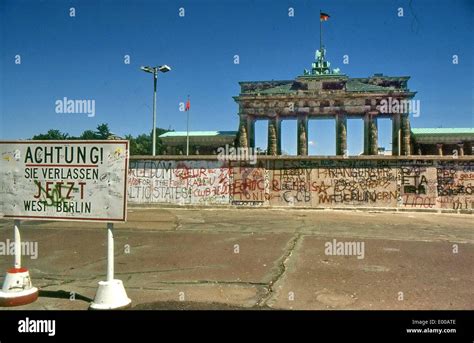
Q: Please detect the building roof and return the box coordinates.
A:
[237,74,411,97]
[345,79,395,92]
[159,131,237,148]
[159,131,237,138]
[411,128,474,145]
[258,83,296,95]
[411,128,474,135]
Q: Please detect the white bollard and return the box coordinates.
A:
[0,220,38,307]
[90,223,131,310]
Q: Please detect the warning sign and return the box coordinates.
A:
[0,141,128,222]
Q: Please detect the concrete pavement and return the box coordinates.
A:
[0,207,472,310]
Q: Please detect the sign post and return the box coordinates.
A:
[0,140,130,309]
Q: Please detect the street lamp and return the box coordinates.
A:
[140,64,171,156]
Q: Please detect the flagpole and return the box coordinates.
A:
[319,10,322,53]
[186,96,190,156]
[186,109,189,156]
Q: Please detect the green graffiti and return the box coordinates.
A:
[33,180,78,207]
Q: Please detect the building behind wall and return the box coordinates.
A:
[159,131,237,155]
[411,128,474,156]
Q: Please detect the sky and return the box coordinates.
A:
[1,0,473,155]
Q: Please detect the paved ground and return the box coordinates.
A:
[0,207,472,310]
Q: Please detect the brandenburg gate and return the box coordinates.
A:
[233,47,416,156]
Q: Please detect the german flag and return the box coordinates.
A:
[320,12,330,21]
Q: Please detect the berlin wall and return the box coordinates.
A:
[128,156,473,212]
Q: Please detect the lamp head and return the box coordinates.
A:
[140,66,154,73]
[158,65,171,73]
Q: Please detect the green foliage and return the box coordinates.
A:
[126,133,151,155]
[96,123,111,139]
[31,124,172,155]
[152,127,169,155]
[32,129,69,140]
[79,130,100,140]
[125,128,170,155]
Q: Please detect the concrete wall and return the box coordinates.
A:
[128,156,474,212]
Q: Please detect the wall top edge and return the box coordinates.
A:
[129,155,474,161]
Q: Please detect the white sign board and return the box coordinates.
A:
[0,141,128,222]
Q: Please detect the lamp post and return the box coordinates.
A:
[140,65,171,156]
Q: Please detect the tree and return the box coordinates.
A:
[96,123,111,139]
[152,127,170,155]
[125,128,172,155]
[127,133,152,155]
[31,124,173,156]
[32,129,69,140]
[79,130,100,140]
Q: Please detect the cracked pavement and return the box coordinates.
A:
[0,207,473,310]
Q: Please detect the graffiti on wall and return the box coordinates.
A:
[127,159,474,210]
[268,161,398,207]
[400,165,437,208]
[128,160,230,205]
[231,167,267,203]
[436,160,473,210]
